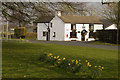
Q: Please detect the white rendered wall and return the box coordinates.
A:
[64,24,89,41]
[50,16,65,41]
[105,24,117,30]
[64,24,71,41]
[37,23,48,40]
[94,24,103,32]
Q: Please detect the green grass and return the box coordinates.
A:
[2,40,118,78]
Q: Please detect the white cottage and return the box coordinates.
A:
[36,13,103,41]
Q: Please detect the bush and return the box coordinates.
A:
[25,32,37,39]
[39,53,104,78]
[14,27,26,38]
[95,29,120,44]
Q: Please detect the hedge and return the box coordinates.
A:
[25,32,37,39]
[95,29,120,44]
[14,27,26,38]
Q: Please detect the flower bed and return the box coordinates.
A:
[39,53,104,78]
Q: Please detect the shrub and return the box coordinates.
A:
[25,32,37,39]
[14,27,26,38]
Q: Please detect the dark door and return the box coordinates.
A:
[46,32,48,41]
[81,30,87,41]
[81,34,85,41]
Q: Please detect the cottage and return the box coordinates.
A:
[36,12,103,41]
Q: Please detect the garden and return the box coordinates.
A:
[2,40,118,79]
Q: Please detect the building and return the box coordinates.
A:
[105,24,117,30]
[36,12,103,41]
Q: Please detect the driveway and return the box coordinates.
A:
[29,40,118,51]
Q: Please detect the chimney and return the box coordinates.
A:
[56,10,62,16]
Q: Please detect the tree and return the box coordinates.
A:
[2,2,87,27]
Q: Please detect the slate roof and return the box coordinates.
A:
[34,16,54,23]
[58,16,103,24]
[34,16,102,24]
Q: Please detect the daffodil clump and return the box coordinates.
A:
[39,53,104,78]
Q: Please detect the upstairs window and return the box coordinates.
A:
[50,23,52,28]
[89,24,94,31]
[53,32,56,37]
[43,31,47,36]
[71,24,76,31]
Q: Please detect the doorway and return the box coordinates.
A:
[81,30,87,41]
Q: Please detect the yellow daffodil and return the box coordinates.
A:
[54,56,57,59]
[86,60,88,62]
[58,58,61,60]
[48,53,52,56]
[68,63,71,66]
[71,60,75,62]
[76,60,78,64]
[63,57,66,60]
[79,63,81,65]
[58,62,60,64]
[87,62,90,65]
[99,66,101,67]
[102,67,104,69]
[51,56,53,58]
[79,60,81,62]
[57,56,59,58]
[88,65,91,67]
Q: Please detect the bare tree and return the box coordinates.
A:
[2,2,87,27]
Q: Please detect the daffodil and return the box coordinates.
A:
[63,57,66,60]
[48,53,52,56]
[57,56,59,58]
[102,67,104,69]
[88,65,91,67]
[99,66,101,67]
[76,60,78,64]
[71,60,74,62]
[58,58,61,60]
[51,56,53,58]
[58,62,60,64]
[68,63,71,66]
[87,62,90,65]
[79,63,81,65]
[54,56,57,59]
[86,60,88,62]
[79,60,81,62]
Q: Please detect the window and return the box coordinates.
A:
[89,31,94,38]
[71,24,76,31]
[53,32,56,37]
[50,23,52,28]
[43,31,47,36]
[89,24,94,31]
[70,32,77,38]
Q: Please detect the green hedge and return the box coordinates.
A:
[14,27,26,38]
[25,32,37,39]
[95,29,120,44]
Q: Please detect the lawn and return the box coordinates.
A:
[2,40,118,78]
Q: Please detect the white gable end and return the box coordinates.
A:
[105,24,117,30]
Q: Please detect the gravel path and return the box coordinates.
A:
[29,40,119,51]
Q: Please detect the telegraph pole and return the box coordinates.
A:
[6,20,8,41]
[2,16,4,38]
[117,1,120,44]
